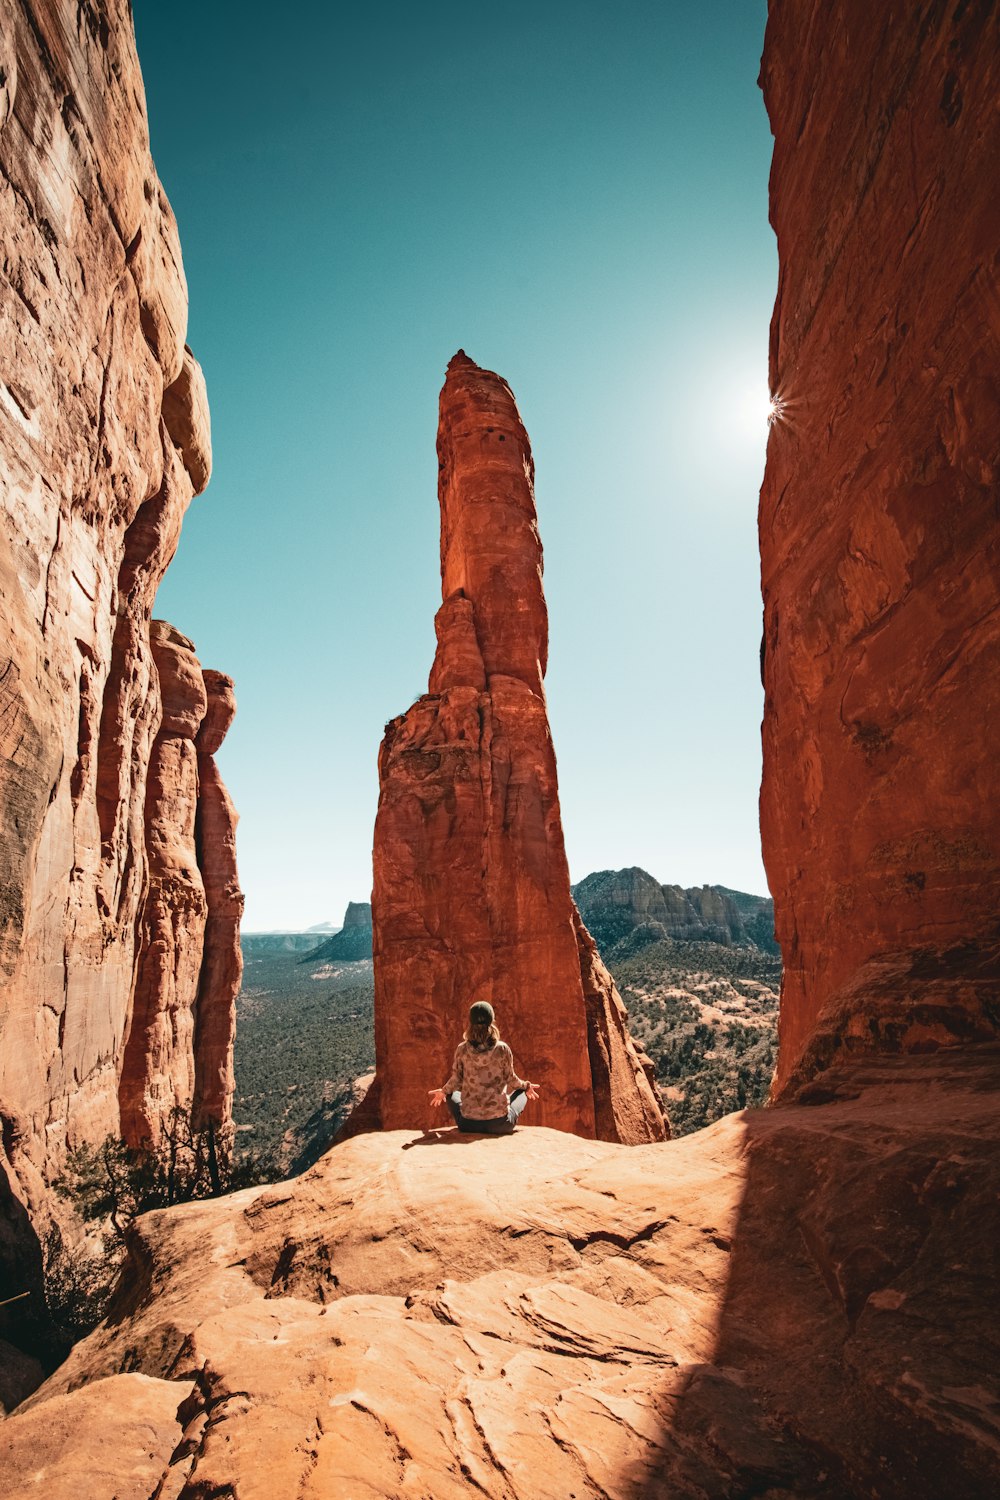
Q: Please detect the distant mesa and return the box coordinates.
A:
[572,868,778,960]
[304,901,373,962]
[241,932,326,956]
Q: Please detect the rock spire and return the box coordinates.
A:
[362,354,666,1142]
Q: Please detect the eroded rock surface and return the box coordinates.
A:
[0,0,239,1360]
[193,671,243,1134]
[759,1,1000,1092]
[6,1049,998,1498]
[367,353,665,1143]
[119,628,242,1149]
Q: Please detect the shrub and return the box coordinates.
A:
[47,1109,276,1342]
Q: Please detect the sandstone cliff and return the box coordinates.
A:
[0,0,239,1329]
[759,0,1000,1093]
[365,352,666,1143]
[118,625,242,1149]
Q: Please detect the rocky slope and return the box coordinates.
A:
[614,938,779,1135]
[759,0,1000,1093]
[5,1047,999,1499]
[364,353,665,1144]
[573,868,778,957]
[0,0,239,1369]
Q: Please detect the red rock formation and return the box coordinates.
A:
[118,636,242,1149]
[119,623,206,1146]
[0,2,238,1225]
[573,867,777,954]
[367,353,665,1142]
[193,670,243,1136]
[758,2,1000,1094]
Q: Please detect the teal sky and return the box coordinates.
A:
[135,0,776,931]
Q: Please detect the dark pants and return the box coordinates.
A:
[447,1088,527,1134]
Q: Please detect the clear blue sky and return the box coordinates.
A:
[135,0,775,931]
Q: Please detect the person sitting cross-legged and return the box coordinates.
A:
[428,1001,540,1134]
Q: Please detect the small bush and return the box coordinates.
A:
[43,1224,123,1345]
[47,1109,276,1342]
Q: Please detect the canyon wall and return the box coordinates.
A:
[366,353,665,1142]
[0,0,239,1252]
[759,0,1000,1093]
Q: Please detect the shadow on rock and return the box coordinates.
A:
[635,1046,1000,1499]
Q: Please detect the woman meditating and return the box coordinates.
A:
[428,1000,540,1134]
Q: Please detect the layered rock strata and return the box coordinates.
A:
[759,1,1000,1092]
[366,353,665,1142]
[573,866,778,955]
[5,1048,998,1497]
[0,0,238,1269]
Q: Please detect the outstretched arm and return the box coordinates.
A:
[504,1046,540,1099]
[430,1046,463,1108]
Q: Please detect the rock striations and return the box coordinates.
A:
[759,1,1000,1095]
[0,0,240,1302]
[363,353,666,1143]
[118,625,243,1149]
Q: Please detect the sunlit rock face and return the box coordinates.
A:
[0,0,238,1249]
[365,352,666,1142]
[759,2,1000,1094]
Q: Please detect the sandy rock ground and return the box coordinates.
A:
[3,1046,998,1498]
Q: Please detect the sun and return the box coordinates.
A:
[728,376,782,443]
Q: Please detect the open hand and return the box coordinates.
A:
[428,1088,446,1108]
[526,1082,540,1101]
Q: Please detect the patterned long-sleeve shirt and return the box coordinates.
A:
[442,1040,527,1121]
